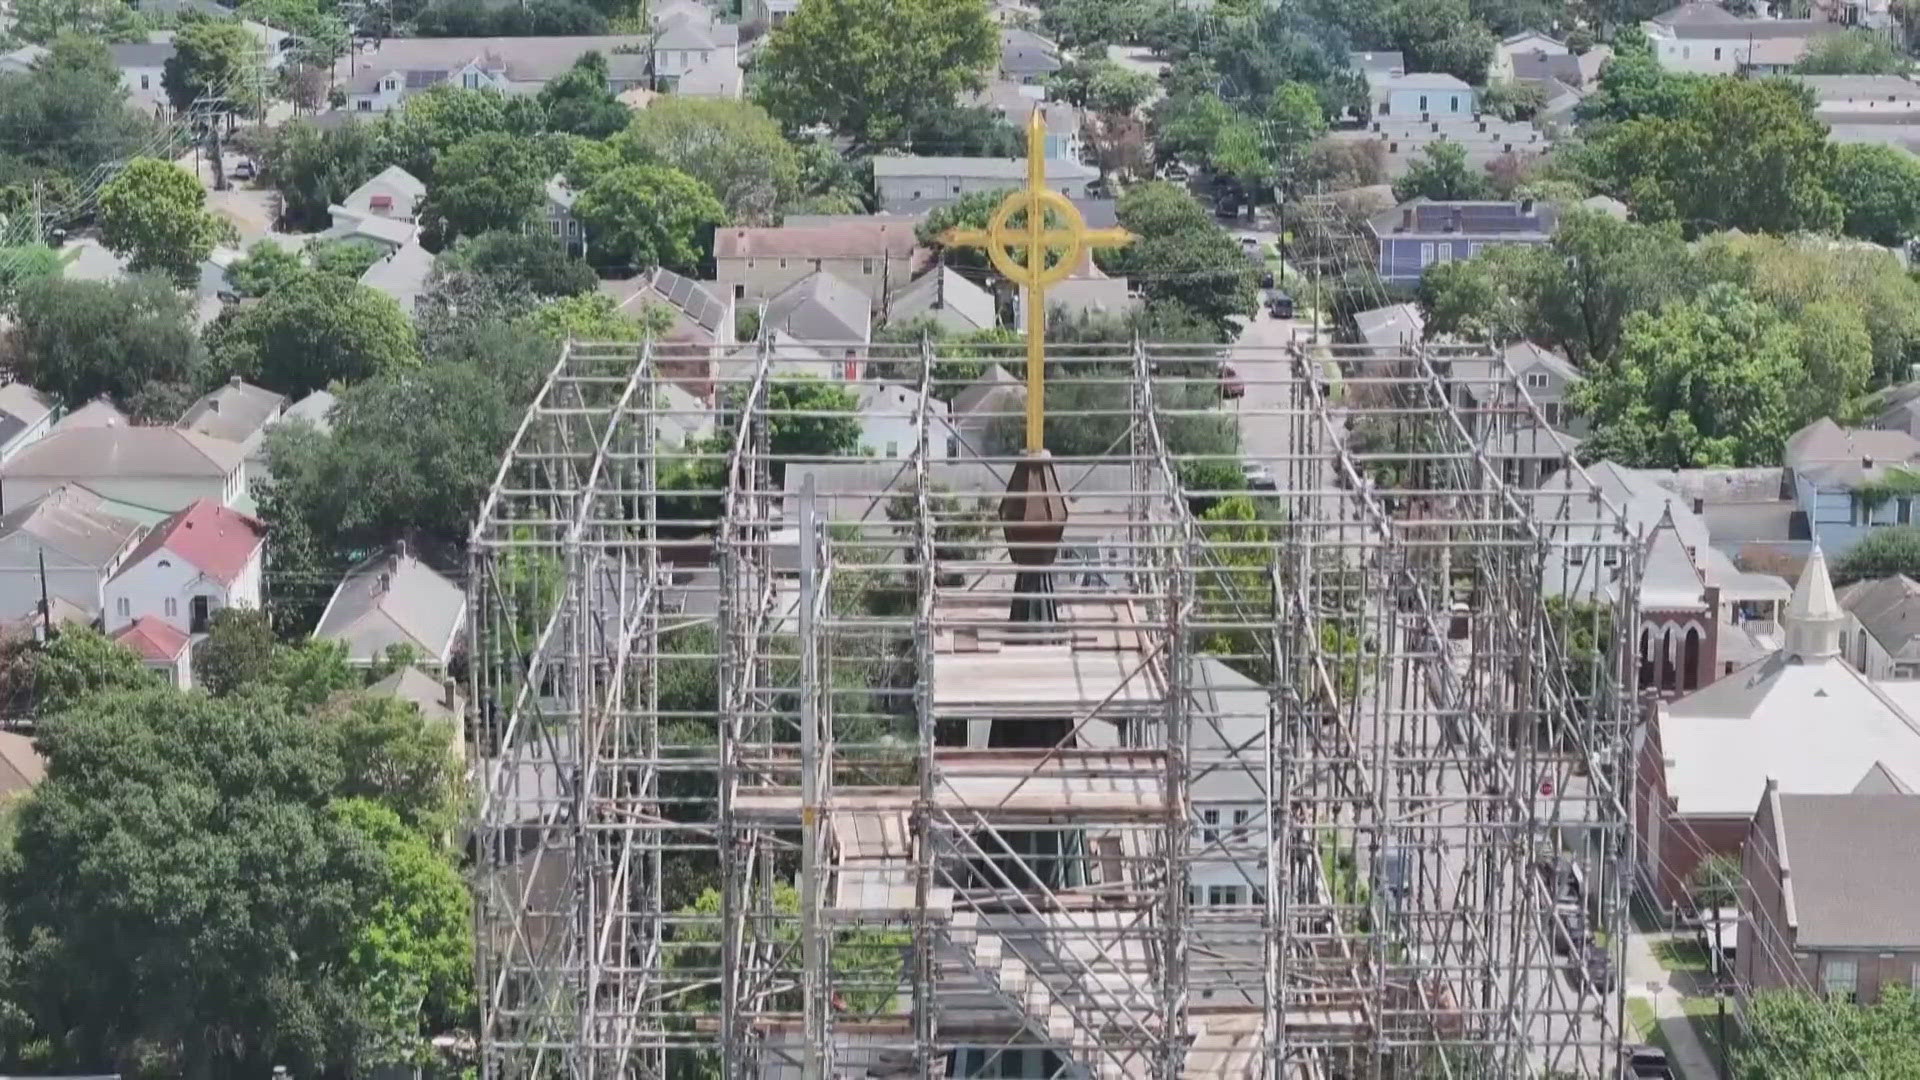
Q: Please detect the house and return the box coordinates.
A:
[0,485,146,624]
[976,81,1082,159]
[369,664,468,760]
[1782,417,1920,559]
[337,35,651,113]
[1329,116,1555,182]
[283,390,338,434]
[342,164,427,222]
[102,498,266,637]
[0,384,57,464]
[713,221,923,303]
[1837,574,1920,679]
[746,0,799,30]
[313,546,467,668]
[175,376,287,480]
[1809,0,1897,30]
[649,14,739,86]
[1366,198,1561,285]
[674,51,742,99]
[325,205,418,251]
[852,382,961,462]
[1443,340,1585,433]
[1015,259,1137,330]
[600,267,737,399]
[112,616,193,688]
[651,381,715,448]
[1508,46,1613,99]
[541,175,585,257]
[949,365,1025,458]
[1634,544,1920,907]
[358,241,435,318]
[1349,50,1406,78]
[999,27,1059,85]
[871,155,1098,211]
[52,399,127,433]
[1798,76,1920,156]
[1643,2,1834,74]
[110,42,174,115]
[761,271,872,347]
[0,427,248,520]
[887,266,996,334]
[1491,31,1569,82]
[1352,302,1425,355]
[648,0,712,30]
[1739,781,1920,1004]
[1479,421,1580,489]
[1369,72,1477,117]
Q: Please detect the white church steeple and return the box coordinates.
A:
[1784,541,1844,662]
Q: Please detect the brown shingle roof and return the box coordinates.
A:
[715,222,920,261]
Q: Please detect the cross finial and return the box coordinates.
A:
[943,106,1132,453]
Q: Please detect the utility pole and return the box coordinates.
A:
[36,551,51,642]
[1713,907,1729,1079]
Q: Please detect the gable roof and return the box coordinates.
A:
[1641,508,1708,611]
[1502,340,1581,383]
[763,271,871,344]
[1372,72,1473,92]
[368,664,466,725]
[1785,417,1920,487]
[112,615,190,662]
[346,164,426,206]
[1353,303,1425,350]
[313,548,467,663]
[52,399,128,433]
[1838,574,1920,661]
[110,42,176,67]
[888,266,995,332]
[653,13,737,50]
[951,364,1024,417]
[112,498,265,586]
[326,206,418,247]
[283,390,338,433]
[0,485,145,568]
[1774,792,1920,948]
[357,241,435,315]
[1855,759,1916,794]
[338,34,653,94]
[0,383,55,440]
[715,221,920,260]
[871,155,1097,183]
[176,377,286,444]
[3,427,245,481]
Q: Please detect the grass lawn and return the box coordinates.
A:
[1653,936,1713,973]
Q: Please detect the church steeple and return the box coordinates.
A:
[1784,541,1844,662]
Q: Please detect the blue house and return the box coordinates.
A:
[1365,198,1561,285]
[1369,72,1477,117]
[1785,418,1920,559]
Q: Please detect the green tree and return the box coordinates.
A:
[1794,28,1910,75]
[433,230,597,299]
[261,118,384,231]
[96,157,229,287]
[28,626,157,716]
[1208,116,1273,193]
[161,19,262,115]
[225,239,309,297]
[1392,139,1492,202]
[1107,181,1255,333]
[1149,92,1233,167]
[0,243,62,311]
[753,0,999,153]
[1389,0,1496,83]
[916,187,1014,275]
[1573,284,1806,469]
[1734,989,1920,1079]
[194,607,281,696]
[620,96,802,226]
[377,85,536,184]
[1828,142,1920,245]
[573,163,726,274]
[1833,526,1920,586]
[419,132,547,246]
[761,377,863,479]
[205,272,420,397]
[1706,229,1920,385]
[1528,211,1695,366]
[8,0,143,42]
[0,37,157,197]
[1268,79,1329,174]
[322,695,463,837]
[1586,77,1842,236]
[536,51,627,138]
[1049,58,1159,115]
[10,274,207,414]
[309,238,386,281]
[516,291,664,342]
[1575,26,1704,125]
[1687,852,1740,910]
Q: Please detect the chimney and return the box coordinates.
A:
[208,398,219,413]
[442,676,461,713]
[229,374,242,387]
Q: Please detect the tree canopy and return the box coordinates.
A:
[161,19,263,115]
[205,272,421,398]
[1793,29,1911,75]
[620,97,801,226]
[96,157,230,287]
[8,274,207,418]
[1833,526,1920,587]
[1393,140,1493,202]
[419,131,548,245]
[1733,989,1920,1079]
[573,163,726,275]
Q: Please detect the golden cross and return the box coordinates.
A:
[943,106,1133,453]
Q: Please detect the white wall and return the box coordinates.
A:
[0,538,117,622]
[0,414,53,464]
[103,541,263,636]
[715,252,906,303]
[0,471,241,516]
[121,64,168,113]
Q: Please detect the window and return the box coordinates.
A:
[1823,958,1859,1001]
[358,99,372,111]
[140,74,150,89]
[1419,242,1436,268]
[1603,548,1621,567]
[1418,94,1429,111]
[1449,95,1460,112]
[116,598,129,617]
[1683,46,1691,60]
[1207,885,1243,907]
[1435,244,1454,265]
[734,284,746,299]
[862,258,875,275]
[1230,808,1251,842]
[1901,497,1912,526]
[1714,47,1722,61]
[1525,372,1550,390]
[884,442,898,457]
[1912,960,1920,988]
[1200,808,1220,843]
[568,219,581,237]
[164,597,177,617]
[385,78,397,90]
[1469,242,1483,256]
[779,258,787,269]
[549,219,562,237]
[1187,886,1202,907]
[463,71,479,89]
[812,258,822,271]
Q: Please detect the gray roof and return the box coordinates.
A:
[1838,574,1920,661]
[653,13,737,50]
[763,271,871,344]
[1353,303,1424,350]
[357,241,435,316]
[1371,72,1473,93]
[176,378,285,444]
[1510,50,1583,86]
[1775,792,1920,948]
[339,35,651,94]
[283,390,338,433]
[1348,50,1405,76]
[110,42,177,67]
[1651,4,1828,37]
[1502,340,1580,383]
[3,427,244,481]
[0,384,54,436]
[348,164,426,206]
[1785,418,1920,488]
[51,399,127,433]
[313,549,467,663]
[1645,466,1786,506]
[1855,761,1914,794]
[675,53,740,96]
[950,364,1024,417]
[1369,198,1561,239]
[888,266,995,333]
[644,267,728,335]
[326,206,417,247]
[1796,74,1920,104]
[0,485,144,568]
[1650,1,1745,26]
[368,664,465,726]
[871,155,1097,183]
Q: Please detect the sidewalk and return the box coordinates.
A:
[1625,931,1722,1080]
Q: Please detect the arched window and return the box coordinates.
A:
[1683,628,1703,692]
[1660,627,1678,691]
[1639,626,1655,690]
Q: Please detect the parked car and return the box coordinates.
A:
[230,158,256,181]
[1162,162,1190,181]
[1267,291,1295,319]
[1624,1046,1675,1080]
[1242,462,1277,492]
[1569,944,1615,994]
[1550,906,1589,956]
[1531,854,1584,907]
[1220,364,1245,400]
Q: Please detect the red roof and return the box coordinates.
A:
[114,498,265,586]
[112,616,189,661]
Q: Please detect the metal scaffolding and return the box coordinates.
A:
[469,332,1641,1080]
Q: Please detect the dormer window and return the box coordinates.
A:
[385,78,397,90]
[1525,372,1549,390]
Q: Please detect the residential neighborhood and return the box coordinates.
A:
[2,0,1920,1074]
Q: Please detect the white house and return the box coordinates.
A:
[713,221,925,303]
[853,382,961,462]
[103,498,266,637]
[314,546,467,668]
[1838,574,1920,679]
[111,616,193,689]
[338,35,651,113]
[0,383,57,464]
[0,427,248,520]
[1644,2,1833,74]
[746,0,798,29]
[649,14,738,85]
[176,376,287,485]
[542,175,585,257]
[109,42,173,115]
[0,485,146,624]
[1369,72,1477,117]
[872,155,1098,210]
[342,164,427,222]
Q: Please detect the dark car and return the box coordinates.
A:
[1551,906,1589,956]
[1220,364,1245,400]
[1568,944,1615,994]
[1267,291,1295,319]
[1531,854,1584,907]
[1625,1045,1676,1080]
